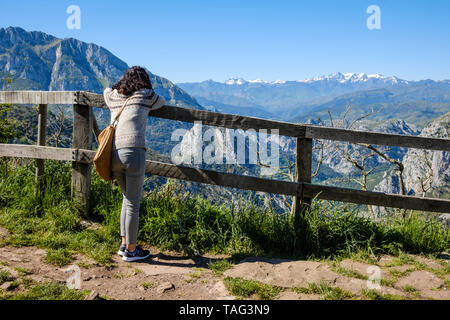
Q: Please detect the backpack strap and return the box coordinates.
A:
[112,96,132,127]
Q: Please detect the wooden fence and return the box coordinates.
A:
[1,90,449,216]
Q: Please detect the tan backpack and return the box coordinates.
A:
[94,97,131,181]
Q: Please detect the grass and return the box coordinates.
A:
[362,289,404,300]
[44,248,74,267]
[384,252,417,268]
[389,268,414,278]
[329,262,368,280]
[445,278,450,287]
[292,282,354,300]
[0,267,90,300]
[141,281,155,290]
[14,267,31,277]
[0,270,11,284]
[113,272,127,279]
[0,159,449,269]
[429,262,450,278]
[0,281,89,300]
[76,262,93,269]
[223,277,282,300]
[345,250,379,265]
[184,270,203,283]
[208,259,233,275]
[402,285,418,293]
[380,278,397,287]
[0,159,448,301]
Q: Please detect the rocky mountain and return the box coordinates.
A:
[307,119,420,176]
[0,26,202,110]
[372,112,450,218]
[402,112,450,198]
[371,112,450,217]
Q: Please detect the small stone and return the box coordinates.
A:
[83,276,92,281]
[156,281,174,294]
[84,290,99,300]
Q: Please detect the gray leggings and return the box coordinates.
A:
[111,147,146,245]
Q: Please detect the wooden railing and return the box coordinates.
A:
[1,90,449,216]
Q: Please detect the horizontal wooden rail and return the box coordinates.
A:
[1,144,449,213]
[145,161,450,213]
[1,90,449,151]
[0,144,93,163]
[0,91,103,107]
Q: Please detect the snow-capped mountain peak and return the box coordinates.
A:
[224,73,407,86]
[225,78,247,85]
[298,72,406,84]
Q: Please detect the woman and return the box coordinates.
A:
[104,66,166,262]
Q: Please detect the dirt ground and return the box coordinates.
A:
[0,226,449,300]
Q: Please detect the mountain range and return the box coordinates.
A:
[177,74,450,126]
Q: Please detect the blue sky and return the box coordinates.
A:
[1,0,449,83]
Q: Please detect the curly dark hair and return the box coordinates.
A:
[112,66,153,96]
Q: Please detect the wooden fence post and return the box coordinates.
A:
[291,137,313,217]
[35,104,47,193]
[71,103,93,216]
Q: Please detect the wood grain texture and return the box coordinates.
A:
[303,183,450,213]
[145,160,300,196]
[0,91,76,105]
[305,126,450,151]
[0,144,74,161]
[145,160,450,213]
[35,104,47,188]
[292,138,313,216]
[149,105,307,138]
[71,104,93,216]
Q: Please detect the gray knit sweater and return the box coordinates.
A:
[104,87,166,151]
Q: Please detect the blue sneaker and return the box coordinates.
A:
[122,246,151,262]
[117,244,126,257]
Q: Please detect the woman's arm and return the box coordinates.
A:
[147,92,166,114]
[103,87,113,107]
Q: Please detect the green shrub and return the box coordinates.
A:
[382,214,450,254]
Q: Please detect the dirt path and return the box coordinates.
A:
[0,227,449,300]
